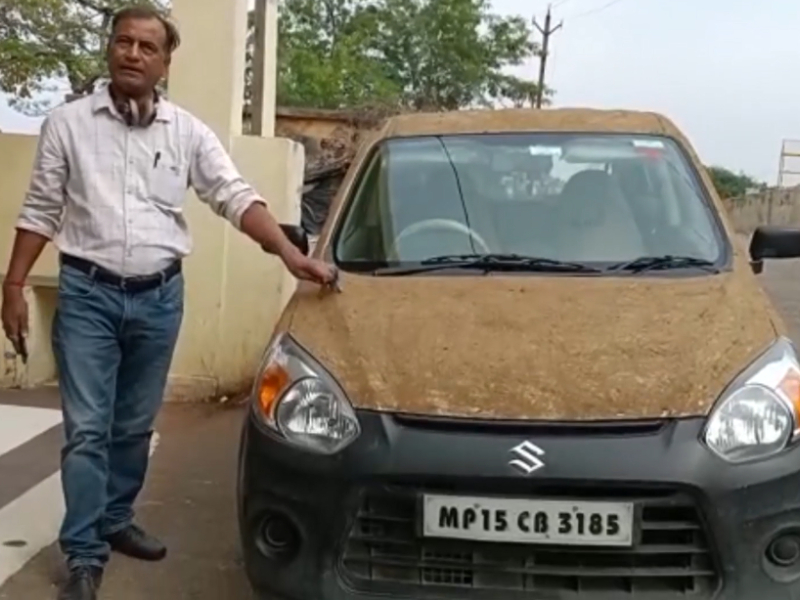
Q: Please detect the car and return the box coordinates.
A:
[237,107,800,600]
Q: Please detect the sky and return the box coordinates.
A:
[2,0,799,185]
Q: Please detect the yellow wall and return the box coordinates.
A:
[0,0,305,399]
[213,136,302,395]
[0,134,59,278]
[0,133,61,390]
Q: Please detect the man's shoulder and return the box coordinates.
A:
[161,98,211,132]
[46,94,94,126]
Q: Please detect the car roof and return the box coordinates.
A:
[376,107,677,139]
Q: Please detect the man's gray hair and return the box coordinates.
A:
[110,5,181,54]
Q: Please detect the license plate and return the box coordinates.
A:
[422,494,634,547]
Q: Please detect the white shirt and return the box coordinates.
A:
[16,86,265,276]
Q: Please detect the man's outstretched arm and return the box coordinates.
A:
[188,121,335,285]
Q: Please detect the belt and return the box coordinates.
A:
[60,254,182,294]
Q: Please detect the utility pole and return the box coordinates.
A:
[533,5,563,109]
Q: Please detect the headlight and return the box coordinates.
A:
[252,333,360,454]
[704,337,800,463]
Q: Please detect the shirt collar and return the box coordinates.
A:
[91,85,174,123]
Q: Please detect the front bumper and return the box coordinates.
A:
[237,407,800,600]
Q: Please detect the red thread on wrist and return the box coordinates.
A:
[2,280,25,287]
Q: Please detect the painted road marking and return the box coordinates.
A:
[0,405,62,457]
[0,471,64,585]
[0,403,161,587]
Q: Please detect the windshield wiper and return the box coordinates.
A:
[606,255,720,274]
[373,253,601,276]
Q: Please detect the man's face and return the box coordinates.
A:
[107,17,169,98]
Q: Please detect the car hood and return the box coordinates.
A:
[281,263,781,421]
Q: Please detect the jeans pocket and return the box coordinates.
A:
[157,273,185,310]
[58,265,97,299]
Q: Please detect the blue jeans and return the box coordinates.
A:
[51,263,184,569]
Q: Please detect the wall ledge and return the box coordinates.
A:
[164,374,219,403]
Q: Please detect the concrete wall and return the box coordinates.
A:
[271,107,382,169]
[0,135,60,278]
[722,188,800,234]
[275,107,364,142]
[0,134,61,389]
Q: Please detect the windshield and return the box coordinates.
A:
[333,132,727,272]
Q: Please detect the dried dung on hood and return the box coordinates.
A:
[283,258,780,421]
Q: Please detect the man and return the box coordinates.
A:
[0,6,336,600]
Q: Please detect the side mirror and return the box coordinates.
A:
[280,224,310,256]
[749,226,800,273]
[261,224,310,257]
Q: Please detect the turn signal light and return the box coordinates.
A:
[778,368,800,427]
[258,362,289,419]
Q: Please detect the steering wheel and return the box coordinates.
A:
[389,218,492,260]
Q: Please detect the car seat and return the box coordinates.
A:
[556,169,647,262]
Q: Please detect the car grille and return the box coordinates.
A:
[339,485,719,598]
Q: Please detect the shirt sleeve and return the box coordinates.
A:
[188,121,267,230]
[15,113,69,239]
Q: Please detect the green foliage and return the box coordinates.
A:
[273,0,546,111]
[0,0,168,115]
[273,0,402,110]
[373,0,542,110]
[706,165,764,200]
[1,0,547,115]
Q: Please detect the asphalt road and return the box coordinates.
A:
[758,257,800,343]
[0,395,256,600]
[1,257,800,600]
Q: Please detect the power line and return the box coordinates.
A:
[569,0,628,20]
[530,0,627,108]
[533,5,563,108]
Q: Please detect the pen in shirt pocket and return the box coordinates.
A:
[153,151,161,168]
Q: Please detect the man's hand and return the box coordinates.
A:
[237,203,339,288]
[1,284,29,355]
[2,229,48,356]
[283,252,339,287]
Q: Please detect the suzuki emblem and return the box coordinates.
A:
[508,440,546,475]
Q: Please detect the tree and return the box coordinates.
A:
[1,0,547,115]
[373,0,543,110]
[272,0,402,110]
[272,0,546,111]
[0,0,168,115]
[706,165,764,200]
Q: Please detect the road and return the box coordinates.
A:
[0,391,255,600]
[0,258,799,599]
[758,257,800,342]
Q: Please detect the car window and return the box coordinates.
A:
[334,132,726,269]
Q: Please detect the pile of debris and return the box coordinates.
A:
[274,105,402,234]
